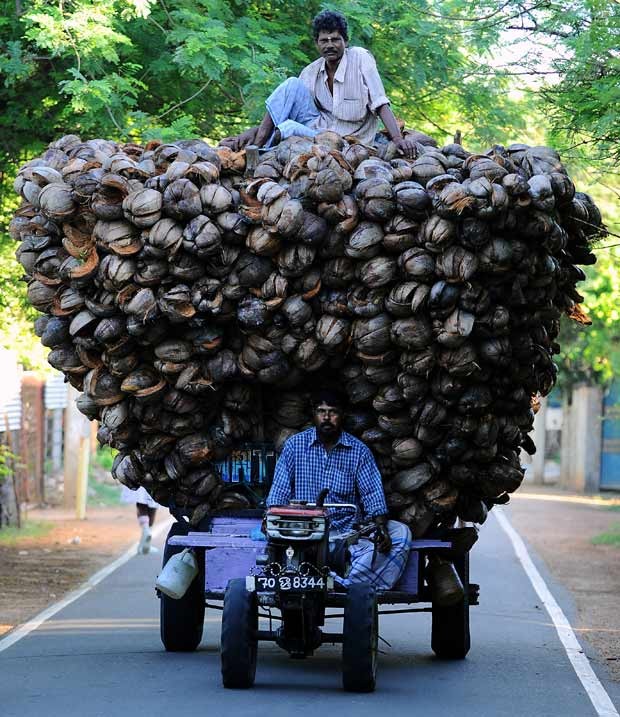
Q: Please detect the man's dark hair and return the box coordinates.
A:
[311,388,346,411]
[312,10,349,41]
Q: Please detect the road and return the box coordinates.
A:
[1,512,619,717]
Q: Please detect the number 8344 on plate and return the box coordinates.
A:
[247,574,334,592]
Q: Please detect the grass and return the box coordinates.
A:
[0,520,53,545]
[88,476,121,507]
[94,446,117,472]
[592,523,620,547]
[87,445,121,507]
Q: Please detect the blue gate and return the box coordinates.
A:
[601,380,620,490]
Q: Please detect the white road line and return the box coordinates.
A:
[495,507,619,717]
[0,517,173,654]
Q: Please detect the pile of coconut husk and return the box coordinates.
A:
[10,130,603,531]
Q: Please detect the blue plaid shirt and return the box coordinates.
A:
[267,428,388,533]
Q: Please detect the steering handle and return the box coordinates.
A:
[316,488,330,507]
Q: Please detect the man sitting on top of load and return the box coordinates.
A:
[220,10,418,159]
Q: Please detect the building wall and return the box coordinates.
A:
[0,355,69,522]
[559,384,604,493]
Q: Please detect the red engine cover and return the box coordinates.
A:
[267,506,327,519]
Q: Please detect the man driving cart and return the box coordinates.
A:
[267,388,467,603]
[159,388,475,690]
[267,389,411,590]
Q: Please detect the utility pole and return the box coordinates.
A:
[532,396,548,484]
[64,386,92,518]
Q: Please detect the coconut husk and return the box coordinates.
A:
[12,132,601,528]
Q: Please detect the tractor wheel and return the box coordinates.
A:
[221,578,258,688]
[431,552,471,659]
[342,583,378,692]
[159,521,205,652]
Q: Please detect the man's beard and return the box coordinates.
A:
[318,422,339,441]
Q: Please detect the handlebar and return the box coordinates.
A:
[286,495,360,516]
[316,488,330,507]
[321,503,358,511]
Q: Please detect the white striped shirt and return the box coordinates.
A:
[299,47,390,145]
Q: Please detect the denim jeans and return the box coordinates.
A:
[265,77,321,146]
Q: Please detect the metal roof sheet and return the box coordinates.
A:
[45,372,69,410]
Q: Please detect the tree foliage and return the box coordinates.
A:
[445,0,620,163]
[558,248,620,388]
[0,0,528,153]
[0,0,617,382]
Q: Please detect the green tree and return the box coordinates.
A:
[0,0,617,383]
[1,0,529,148]
[0,0,531,365]
[444,0,620,162]
[558,248,620,388]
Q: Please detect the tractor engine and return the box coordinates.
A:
[260,503,331,657]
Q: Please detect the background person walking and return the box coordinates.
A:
[120,485,160,555]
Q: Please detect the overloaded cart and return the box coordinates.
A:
[9,133,601,690]
[158,444,478,692]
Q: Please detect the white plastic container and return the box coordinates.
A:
[155,548,199,599]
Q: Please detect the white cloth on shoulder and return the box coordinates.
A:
[120,485,160,509]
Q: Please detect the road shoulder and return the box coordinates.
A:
[507,487,620,683]
[0,505,145,635]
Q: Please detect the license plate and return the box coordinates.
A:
[254,575,326,592]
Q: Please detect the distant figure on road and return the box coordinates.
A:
[220,9,417,157]
[120,486,160,555]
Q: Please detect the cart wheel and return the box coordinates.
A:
[221,578,258,689]
[342,583,378,692]
[431,552,470,659]
[159,521,205,652]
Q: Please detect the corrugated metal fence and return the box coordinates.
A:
[0,350,68,505]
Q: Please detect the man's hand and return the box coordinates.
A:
[374,515,392,554]
[393,136,418,160]
[377,105,418,161]
[219,127,258,152]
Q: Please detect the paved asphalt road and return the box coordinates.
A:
[2,512,619,717]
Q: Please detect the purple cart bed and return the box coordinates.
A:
[168,517,453,603]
